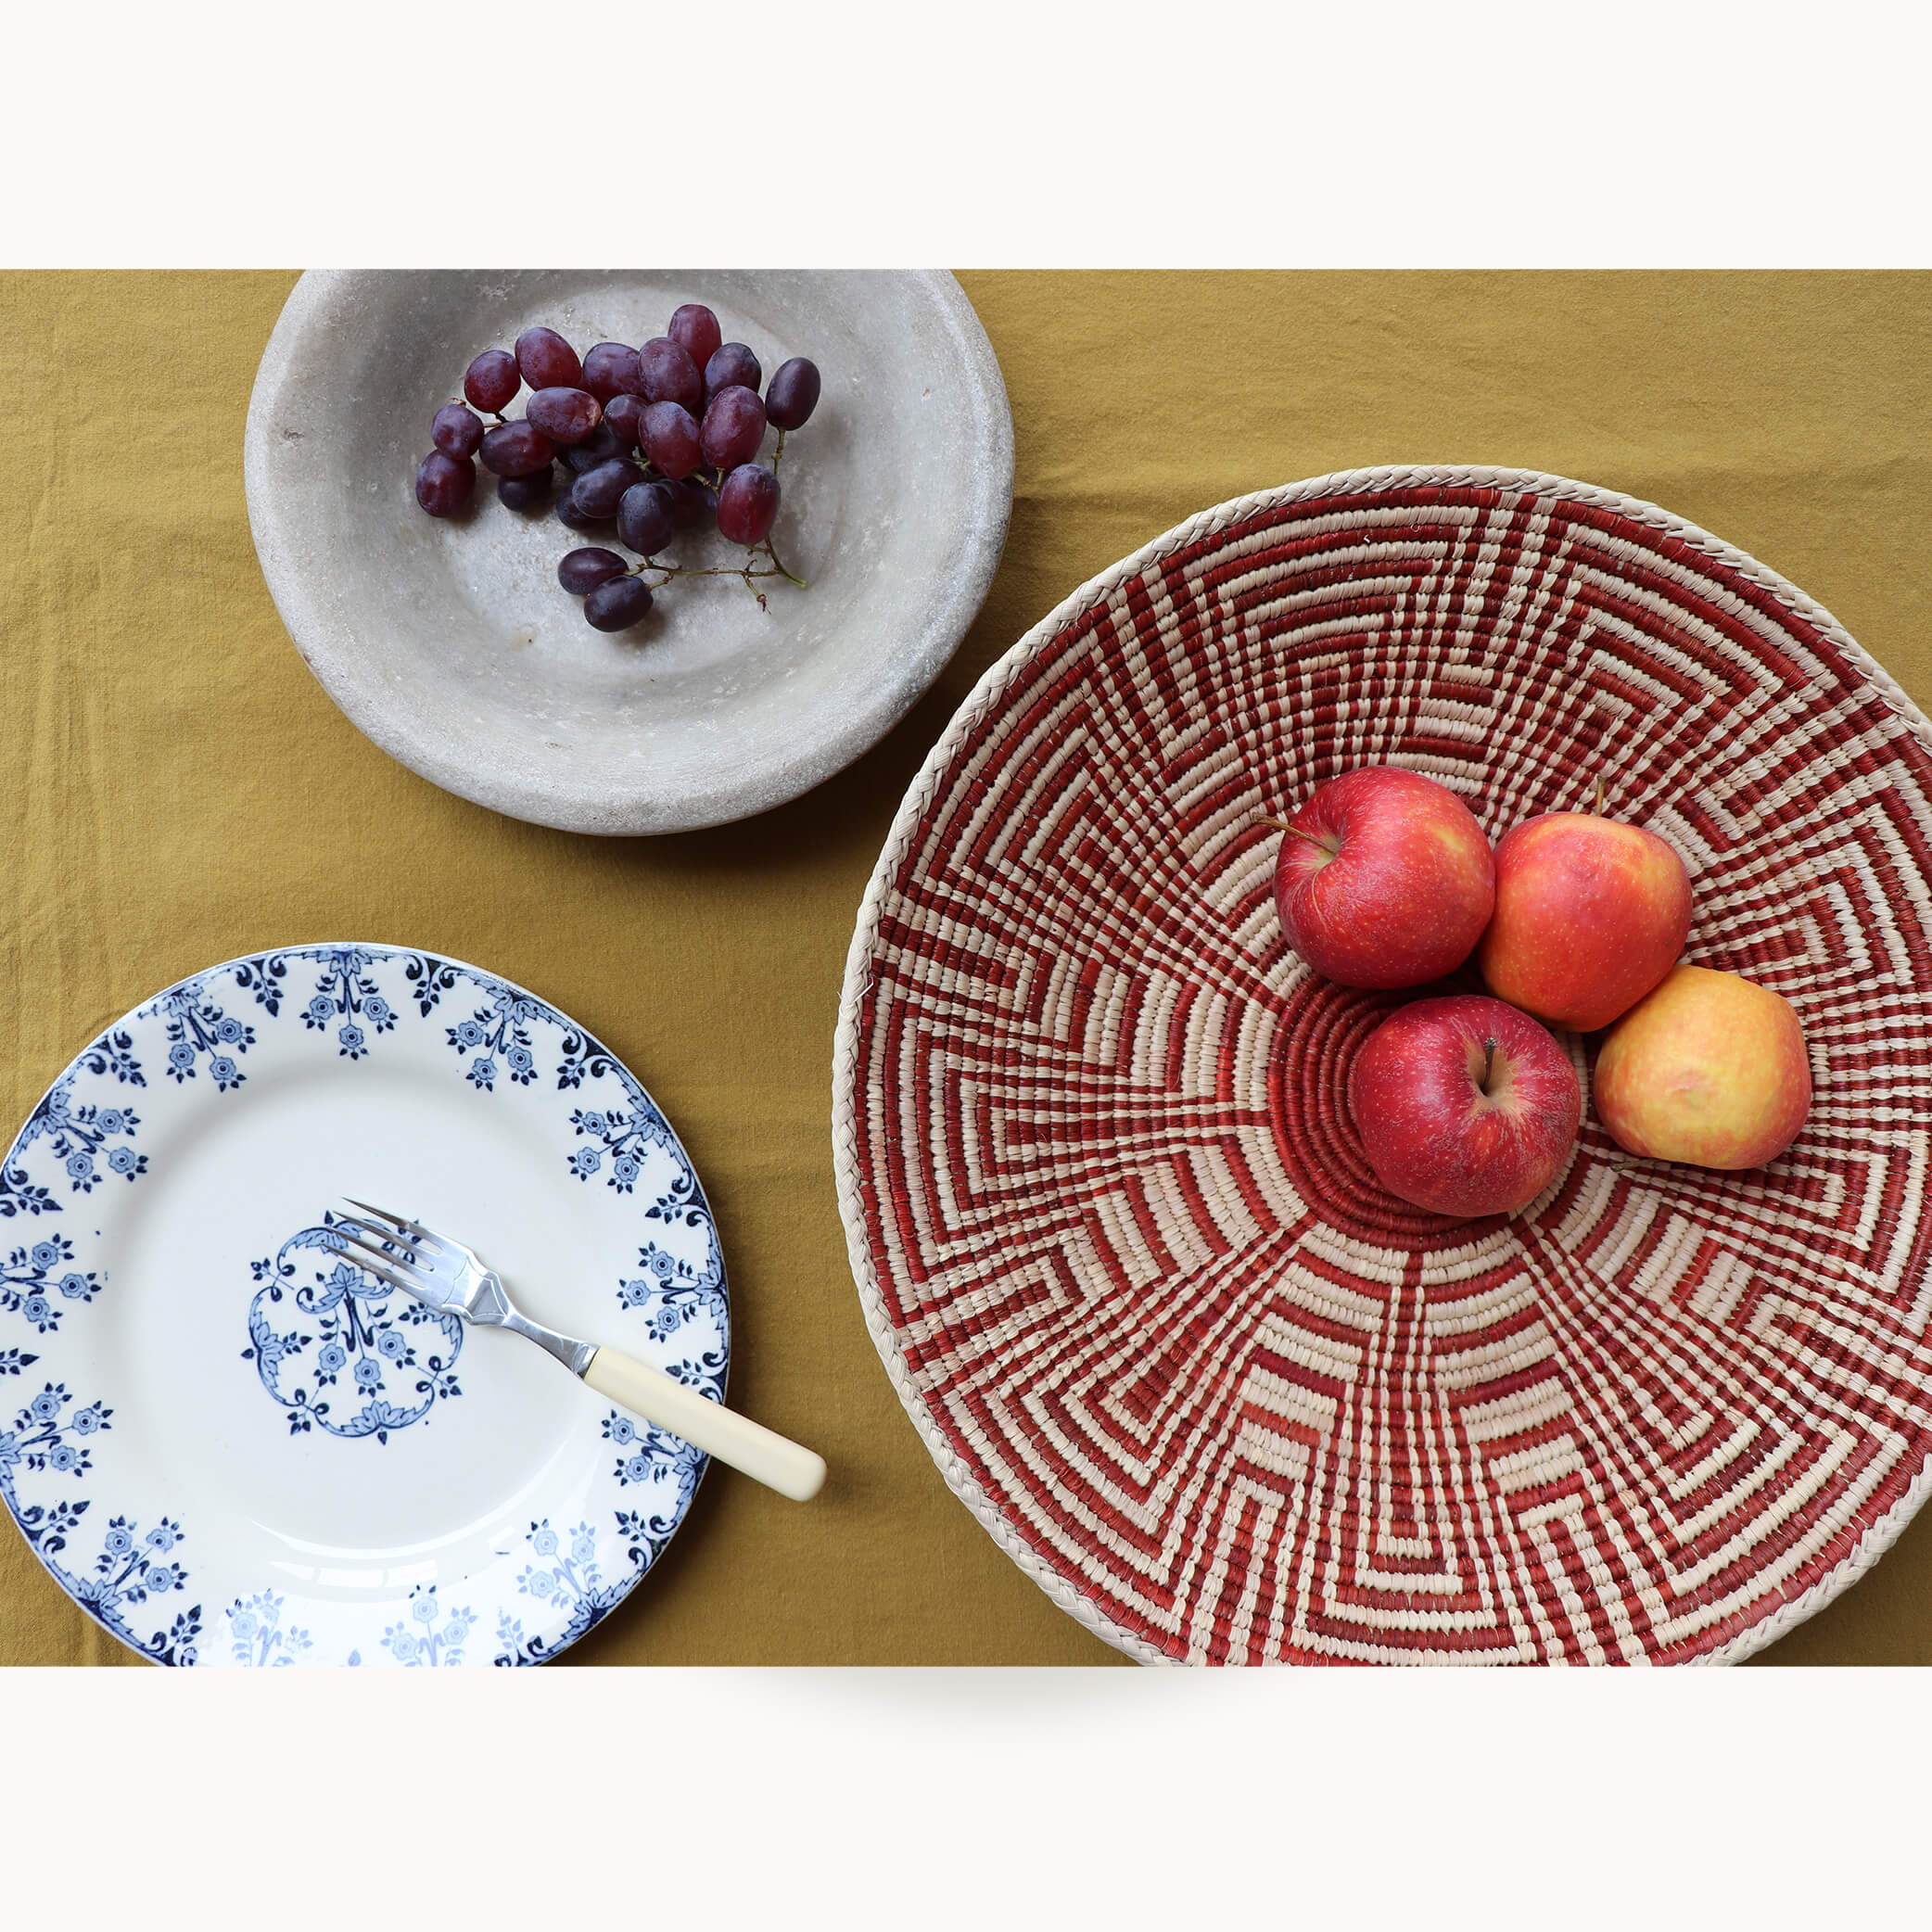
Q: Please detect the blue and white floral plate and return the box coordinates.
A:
[0,944,728,1666]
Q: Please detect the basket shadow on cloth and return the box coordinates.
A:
[833,466,1932,1665]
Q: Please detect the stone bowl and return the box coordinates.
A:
[244,271,1012,835]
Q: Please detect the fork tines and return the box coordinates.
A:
[341,1198,449,1254]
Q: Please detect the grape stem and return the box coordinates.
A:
[631,561,792,585]
[761,534,807,588]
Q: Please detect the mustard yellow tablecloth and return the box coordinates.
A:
[3,272,1928,1666]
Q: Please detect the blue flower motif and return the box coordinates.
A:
[57,1272,90,1299]
[531,1526,559,1557]
[29,1241,60,1269]
[507,1045,534,1074]
[578,1111,608,1138]
[108,1146,137,1175]
[228,1608,258,1642]
[208,1055,238,1085]
[95,1109,126,1134]
[621,1453,653,1485]
[214,1016,246,1044]
[146,1522,178,1552]
[388,1630,420,1662]
[452,1020,486,1049]
[619,1279,651,1307]
[412,1591,440,1625]
[613,1153,641,1188]
[47,1443,78,1472]
[71,1405,104,1435]
[570,1534,596,1566]
[606,1415,637,1446]
[21,1295,51,1326]
[168,1041,196,1072]
[571,1149,601,1179]
[337,1024,365,1059]
[365,997,392,1027]
[468,1058,497,1090]
[104,1525,134,1557]
[145,1564,176,1594]
[66,1151,94,1181]
[648,1247,678,1281]
[247,1222,465,1446]
[29,1387,63,1424]
[305,995,335,1026]
[523,1570,553,1598]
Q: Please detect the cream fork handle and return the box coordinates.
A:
[582,1347,826,1502]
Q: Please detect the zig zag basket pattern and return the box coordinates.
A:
[833,467,1932,1665]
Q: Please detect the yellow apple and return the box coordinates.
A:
[1592,964,1811,1170]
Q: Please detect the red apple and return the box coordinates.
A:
[1349,995,1582,1218]
[1593,964,1811,1169]
[1478,812,1692,1032]
[1271,767,1494,989]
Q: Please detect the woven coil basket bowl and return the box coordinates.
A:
[833,465,1932,1666]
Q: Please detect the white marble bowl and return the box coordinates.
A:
[245,272,1012,834]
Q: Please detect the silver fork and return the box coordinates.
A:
[331,1199,826,1502]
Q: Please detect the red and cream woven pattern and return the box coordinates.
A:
[835,468,1932,1664]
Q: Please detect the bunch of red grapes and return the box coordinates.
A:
[413,302,821,634]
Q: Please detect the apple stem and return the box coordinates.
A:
[1481,1037,1497,1094]
[1258,817,1331,854]
[1594,776,1606,815]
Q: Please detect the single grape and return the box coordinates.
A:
[555,483,611,532]
[464,349,520,413]
[498,466,553,511]
[604,392,646,450]
[579,422,624,464]
[562,433,620,476]
[699,385,767,470]
[667,303,723,374]
[717,464,780,546]
[573,458,646,519]
[515,325,582,391]
[705,341,762,398]
[765,357,821,431]
[641,400,702,478]
[666,476,718,529]
[584,576,655,632]
[636,337,703,413]
[617,480,679,557]
[582,342,643,402]
[414,450,476,517]
[432,400,485,458]
[527,387,604,444]
[479,420,556,477]
[558,547,630,596]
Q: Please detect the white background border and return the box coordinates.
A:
[3,0,1928,1922]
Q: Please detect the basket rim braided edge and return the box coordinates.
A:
[831,462,1932,1666]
